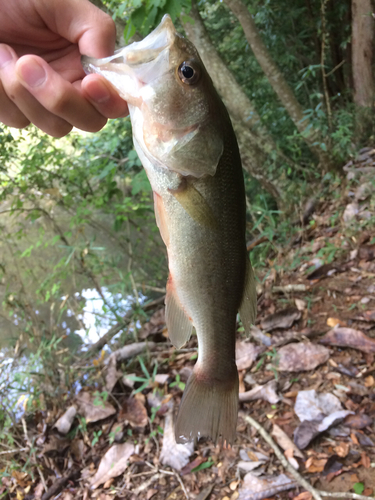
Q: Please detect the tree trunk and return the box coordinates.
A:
[182,3,301,210]
[223,0,335,169]
[352,0,374,139]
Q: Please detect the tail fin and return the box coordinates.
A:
[174,367,239,445]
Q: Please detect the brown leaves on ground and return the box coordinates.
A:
[90,442,135,489]
[277,343,330,372]
[75,391,116,423]
[320,326,375,352]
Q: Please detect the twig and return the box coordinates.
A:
[318,493,373,500]
[245,416,371,500]
[247,235,269,252]
[245,415,322,500]
[0,447,29,455]
[133,473,162,494]
[158,468,189,499]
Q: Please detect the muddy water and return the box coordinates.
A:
[0,197,165,353]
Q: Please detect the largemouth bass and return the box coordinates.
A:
[82,15,257,445]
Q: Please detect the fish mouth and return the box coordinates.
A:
[81,15,178,103]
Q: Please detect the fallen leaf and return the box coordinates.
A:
[105,356,121,392]
[359,244,375,261]
[295,299,306,311]
[306,458,327,473]
[239,380,280,404]
[320,326,375,353]
[334,442,349,457]
[261,307,301,331]
[237,461,265,473]
[293,390,352,449]
[238,473,295,500]
[76,391,116,423]
[351,432,359,445]
[363,488,374,497]
[355,432,374,447]
[236,341,261,370]
[70,439,85,461]
[271,424,304,458]
[293,492,312,500]
[364,375,374,387]
[194,485,215,500]
[90,442,135,489]
[322,455,344,477]
[277,343,329,372]
[159,405,194,471]
[344,414,373,429]
[326,318,346,328]
[295,390,344,421]
[361,452,371,468]
[120,398,148,428]
[54,406,77,434]
[350,474,360,483]
[180,457,205,476]
[343,202,359,223]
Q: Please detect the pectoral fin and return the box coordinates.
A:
[165,277,193,349]
[169,183,218,230]
[239,258,257,335]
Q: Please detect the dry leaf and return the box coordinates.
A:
[120,398,148,428]
[320,326,375,353]
[271,424,304,458]
[105,356,121,392]
[159,406,194,471]
[239,380,280,404]
[238,473,295,500]
[90,442,135,489]
[344,414,373,429]
[277,343,329,372]
[54,406,77,434]
[364,375,374,387]
[334,442,349,457]
[351,432,359,445]
[260,308,301,331]
[361,452,371,468]
[293,390,352,449]
[295,299,306,311]
[306,458,327,473]
[326,318,346,328]
[293,492,312,500]
[236,341,261,370]
[76,391,116,423]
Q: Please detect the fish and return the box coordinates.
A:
[82,14,257,445]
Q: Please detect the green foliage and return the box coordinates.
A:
[353,483,364,495]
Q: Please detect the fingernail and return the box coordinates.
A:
[19,60,46,87]
[0,45,13,69]
[88,81,110,104]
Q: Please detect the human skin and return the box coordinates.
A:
[0,0,129,137]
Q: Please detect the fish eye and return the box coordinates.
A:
[178,61,200,85]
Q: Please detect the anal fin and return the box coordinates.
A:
[165,277,193,349]
[239,258,257,335]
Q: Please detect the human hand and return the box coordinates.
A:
[0,0,129,137]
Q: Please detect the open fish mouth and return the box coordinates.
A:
[81,15,178,102]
